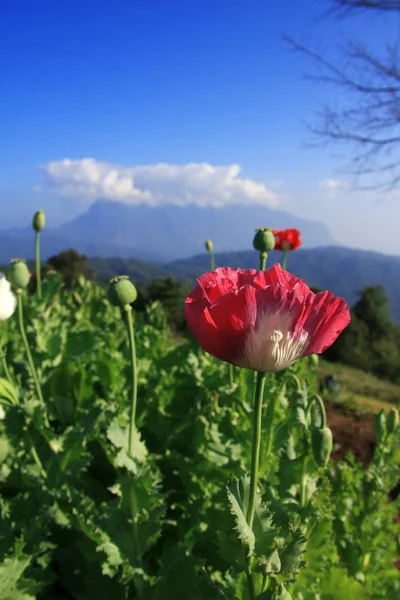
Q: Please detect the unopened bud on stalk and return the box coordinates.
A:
[32,209,46,232]
[312,426,333,467]
[8,259,30,290]
[276,584,292,600]
[309,354,319,369]
[205,239,213,252]
[252,227,275,254]
[386,408,399,435]
[374,410,387,442]
[108,276,137,308]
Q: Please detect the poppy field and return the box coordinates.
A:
[0,216,399,600]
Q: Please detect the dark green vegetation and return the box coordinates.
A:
[33,249,400,386]
[87,246,400,323]
[0,274,399,599]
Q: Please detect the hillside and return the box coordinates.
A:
[89,246,400,322]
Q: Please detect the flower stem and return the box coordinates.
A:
[259,252,267,271]
[35,231,42,299]
[247,371,267,529]
[124,305,138,456]
[0,349,13,386]
[209,251,215,271]
[16,291,44,406]
[281,251,288,270]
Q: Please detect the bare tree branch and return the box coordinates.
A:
[332,0,400,13]
[286,6,400,190]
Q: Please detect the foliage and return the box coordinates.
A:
[46,249,94,288]
[0,275,398,598]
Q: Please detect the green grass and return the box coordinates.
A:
[317,358,400,415]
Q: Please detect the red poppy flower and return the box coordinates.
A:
[185,264,350,372]
[272,228,301,251]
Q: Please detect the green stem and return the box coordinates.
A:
[30,442,47,480]
[281,251,288,270]
[229,363,234,386]
[16,292,44,406]
[259,252,267,271]
[0,350,13,386]
[245,372,267,600]
[124,305,138,457]
[246,371,267,529]
[306,394,327,428]
[35,231,42,299]
[209,251,215,271]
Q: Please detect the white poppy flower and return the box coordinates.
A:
[0,274,17,320]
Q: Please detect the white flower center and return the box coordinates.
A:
[237,312,309,372]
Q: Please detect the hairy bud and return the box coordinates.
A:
[8,259,30,290]
[386,408,399,435]
[32,209,46,232]
[312,427,333,467]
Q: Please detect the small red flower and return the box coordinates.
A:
[185,264,350,372]
[272,228,301,251]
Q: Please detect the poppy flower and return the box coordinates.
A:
[273,228,301,251]
[0,274,17,321]
[185,264,350,373]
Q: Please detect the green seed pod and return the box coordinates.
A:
[276,584,292,600]
[32,209,46,232]
[312,426,333,467]
[309,353,319,368]
[108,276,137,308]
[386,408,399,435]
[374,410,387,442]
[8,259,31,290]
[253,227,275,253]
[205,239,213,252]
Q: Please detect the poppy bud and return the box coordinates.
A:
[386,408,399,435]
[309,354,319,368]
[32,209,46,232]
[276,584,292,600]
[252,227,275,254]
[8,259,30,290]
[205,239,213,252]
[108,276,137,308]
[312,426,333,467]
[374,410,387,442]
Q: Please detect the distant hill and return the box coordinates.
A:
[89,246,400,322]
[0,199,337,264]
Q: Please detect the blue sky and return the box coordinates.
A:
[1,0,399,254]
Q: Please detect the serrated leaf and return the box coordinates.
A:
[280,527,307,574]
[0,377,18,406]
[227,478,255,557]
[107,419,148,467]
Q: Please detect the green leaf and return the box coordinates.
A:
[227,478,255,557]
[0,377,18,406]
[107,419,148,474]
[280,527,307,574]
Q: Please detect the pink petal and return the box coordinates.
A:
[302,291,351,355]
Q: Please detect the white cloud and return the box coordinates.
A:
[40,158,279,208]
[318,178,349,199]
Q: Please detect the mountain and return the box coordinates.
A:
[89,246,400,322]
[55,200,337,261]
